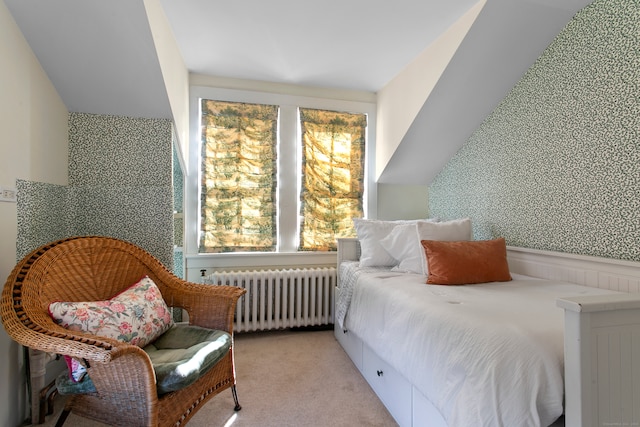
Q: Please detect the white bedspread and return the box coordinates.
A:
[335,262,390,330]
[340,263,617,427]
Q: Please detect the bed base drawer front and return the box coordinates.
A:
[334,287,364,370]
[334,323,363,370]
[362,344,412,427]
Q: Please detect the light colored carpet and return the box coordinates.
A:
[34,329,398,427]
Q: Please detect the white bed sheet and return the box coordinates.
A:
[339,262,617,427]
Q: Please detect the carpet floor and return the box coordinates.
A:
[33,329,398,427]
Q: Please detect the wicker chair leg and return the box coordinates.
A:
[232,386,241,411]
[54,409,70,427]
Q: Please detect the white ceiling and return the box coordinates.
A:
[159,0,479,92]
[5,0,592,184]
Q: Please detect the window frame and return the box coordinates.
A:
[185,85,377,267]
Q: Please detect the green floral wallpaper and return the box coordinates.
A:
[429,0,640,261]
[17,113,175,268]
[16,180,74,255]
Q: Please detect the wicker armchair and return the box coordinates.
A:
[1,236,246,427]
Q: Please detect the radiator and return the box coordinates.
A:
[204,267,336,333]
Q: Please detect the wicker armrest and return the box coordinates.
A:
[158,278,246,332]
[2,306,139,365]
[88,345,157,395]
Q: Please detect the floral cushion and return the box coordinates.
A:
[49,276,174,381]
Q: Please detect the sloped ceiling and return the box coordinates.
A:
[378,0,593,184]
[5,0,592,185]
[4,0,172,119]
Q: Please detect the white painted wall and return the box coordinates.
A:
[377,184,429,220]
[0,2,68,425]
[144,0,190,168]
[190,74,377,104]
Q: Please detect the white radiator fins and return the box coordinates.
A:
[205,267,336,333]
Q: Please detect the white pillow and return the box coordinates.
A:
[417,217,472,241]
[379,223,424,274]
[353,218,439,268]
[379,218,471,275]
[353,219,400,267]
[416,218,473,274]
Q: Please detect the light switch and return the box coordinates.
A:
[0,186,17,203]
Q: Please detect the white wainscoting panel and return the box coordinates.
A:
[507,246,640,292]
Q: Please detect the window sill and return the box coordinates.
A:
[185,251,338,278]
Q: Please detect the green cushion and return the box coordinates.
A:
[56,371,97,395]
[143,324,231,395]
[55,324,231,396]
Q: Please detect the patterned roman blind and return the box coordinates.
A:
[299,108,366,251]
[200,100,278,252]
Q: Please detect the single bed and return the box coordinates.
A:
[335,235,640,427]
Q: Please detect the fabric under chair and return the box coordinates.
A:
[55,372,97,395]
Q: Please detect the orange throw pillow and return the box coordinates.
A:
[421,238,512,285]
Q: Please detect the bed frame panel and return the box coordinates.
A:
[507,246,640,292]
[336,238,640,427]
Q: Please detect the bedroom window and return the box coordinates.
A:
[200,100,278,253]
[299,108,366,251]
[197,97,369,254]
